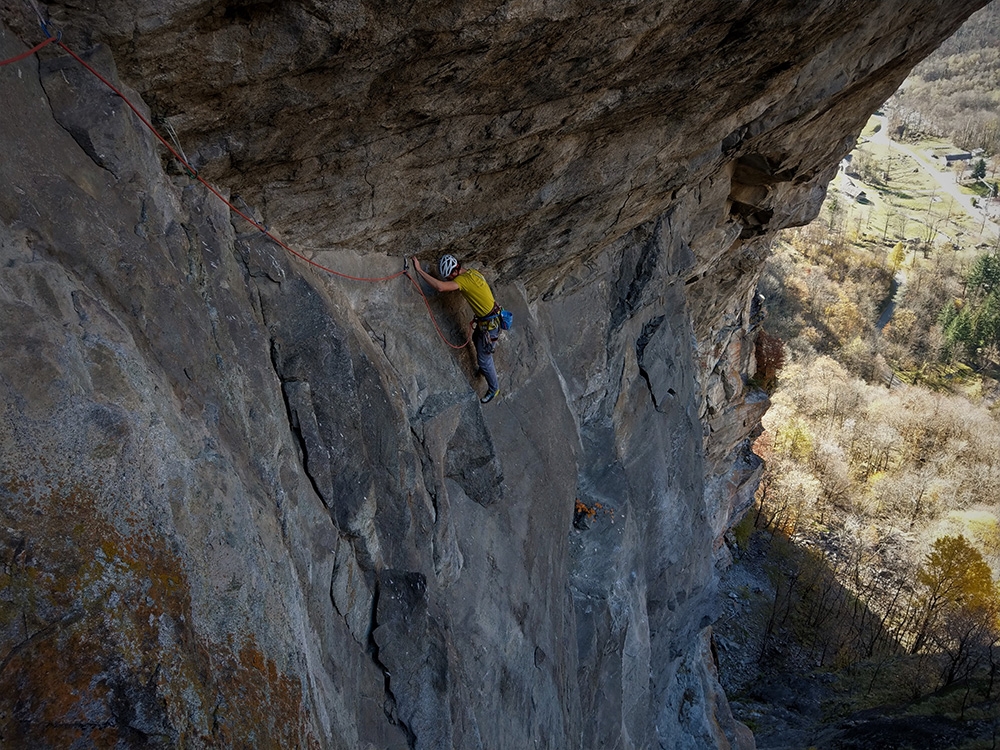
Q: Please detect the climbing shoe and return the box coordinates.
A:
[480,388,499,404]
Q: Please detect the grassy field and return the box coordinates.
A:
[825,117,997,272]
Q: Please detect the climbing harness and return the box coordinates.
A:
[475,305,514,332]
[475,305,503,331]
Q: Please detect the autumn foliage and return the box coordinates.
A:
[745,355,1000,709]
[752,329,786,393]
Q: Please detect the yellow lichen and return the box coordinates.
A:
[1,470,315,746]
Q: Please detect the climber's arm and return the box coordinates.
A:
[413,257,460,292]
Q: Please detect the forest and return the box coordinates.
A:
[888,1,1000,156]
[719,3,1000,746]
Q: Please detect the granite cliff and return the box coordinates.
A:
[0,1,987,748]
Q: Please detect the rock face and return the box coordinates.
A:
[0,2,985,748]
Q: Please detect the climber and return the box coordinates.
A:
[412,254,501,404]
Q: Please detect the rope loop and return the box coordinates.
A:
[50,38,407,284]
[405,273,473,350]
[7,30,475,350]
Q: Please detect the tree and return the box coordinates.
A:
[940,254,1000,363]
[854,150,881,184]
[753,329,785,392]
[910,535,997,656]
[973,158,987,180]
[966,254,1000,294]
[934,596,997,687]
[828,193,842,231]
[889,241,906,271]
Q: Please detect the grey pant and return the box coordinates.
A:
[474,325,499,392]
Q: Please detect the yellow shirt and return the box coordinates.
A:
[454,269,496,318]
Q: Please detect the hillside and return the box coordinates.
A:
[889,0,1000,154]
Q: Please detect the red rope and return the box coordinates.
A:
[54,39,405,284]
[405,273,473,350]
[12,33,473,347]
[0,35,56,66]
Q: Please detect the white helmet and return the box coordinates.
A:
[439,254,458,278]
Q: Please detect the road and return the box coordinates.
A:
[876,269,905,331]
[867,115,1000,242]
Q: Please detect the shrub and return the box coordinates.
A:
[752,329,786,392]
